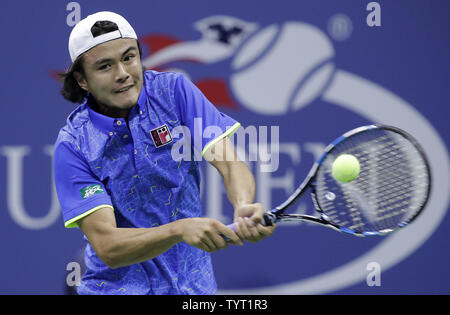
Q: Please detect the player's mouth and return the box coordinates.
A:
[114,84,134,94]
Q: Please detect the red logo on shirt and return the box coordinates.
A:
[150,124,173,147]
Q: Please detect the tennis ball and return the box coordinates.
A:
[332,154,360,183]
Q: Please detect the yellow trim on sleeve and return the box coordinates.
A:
[201,122,241,157]
[64,204,114,229]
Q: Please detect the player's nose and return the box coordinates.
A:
[115,63,130,83]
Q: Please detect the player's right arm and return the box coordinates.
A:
[77,206,242,269]
[54,140,241,269]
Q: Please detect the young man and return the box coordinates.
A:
[54,11,275,295]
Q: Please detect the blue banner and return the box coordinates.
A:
[0,0,449,294]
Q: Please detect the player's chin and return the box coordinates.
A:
[111,90,139,108]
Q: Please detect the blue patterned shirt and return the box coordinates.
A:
[54,71,240,294]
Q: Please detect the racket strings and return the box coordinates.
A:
[315,128,430,234]
[352,139,428,231]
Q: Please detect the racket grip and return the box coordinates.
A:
[226,213,272,230]
[223,212,275,241]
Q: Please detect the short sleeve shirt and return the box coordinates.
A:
[54,71,240,295]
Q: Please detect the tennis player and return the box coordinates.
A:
[54,11,275,295]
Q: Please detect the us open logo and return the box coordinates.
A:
[150,124,173,148]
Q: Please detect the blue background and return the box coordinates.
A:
[0,0,449,294]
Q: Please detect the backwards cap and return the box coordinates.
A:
[68,11,137,62]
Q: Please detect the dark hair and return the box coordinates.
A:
[60,20,143,104]
[59,55,87,103]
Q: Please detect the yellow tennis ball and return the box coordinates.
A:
[332,154,360,183]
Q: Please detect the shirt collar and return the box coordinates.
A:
[87,100,116,135]
[136,76,147,112]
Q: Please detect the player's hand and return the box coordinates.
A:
[233,203,276,243]
[178,218,243,252]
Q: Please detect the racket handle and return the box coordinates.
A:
[223,212,276,241]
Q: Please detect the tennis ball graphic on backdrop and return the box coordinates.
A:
[141,19,336,115]
[332,154,360,183]
[230,22,335,115]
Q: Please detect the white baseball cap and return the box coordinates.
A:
[68,11,137,62]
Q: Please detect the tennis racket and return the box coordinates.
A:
[226,124,431,237]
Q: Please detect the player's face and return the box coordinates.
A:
[76,38,143,117]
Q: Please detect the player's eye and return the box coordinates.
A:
[98,64,111,71]
[123,54,136,62]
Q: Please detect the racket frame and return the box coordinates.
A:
[262,124,432,237]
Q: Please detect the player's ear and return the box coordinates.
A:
[74,71,88,92]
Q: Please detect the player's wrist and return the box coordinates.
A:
[234,203,264,221]
[168,219,186,243]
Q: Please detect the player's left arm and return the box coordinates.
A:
[204,137,275,243]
